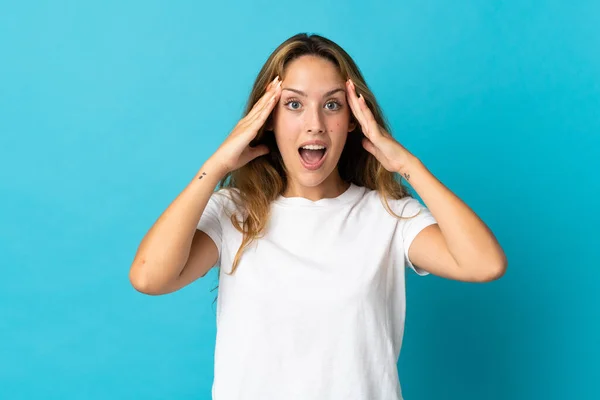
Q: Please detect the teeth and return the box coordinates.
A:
[301,144,326,150]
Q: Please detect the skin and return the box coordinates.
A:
[268,55,356,201]
[203,56,507,283]
[129,55,507,297]
[266,58,508,281]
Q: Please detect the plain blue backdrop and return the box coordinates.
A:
[1,1,598,399]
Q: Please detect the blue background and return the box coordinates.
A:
[1,1,598,399]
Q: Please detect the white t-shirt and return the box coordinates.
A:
[197,183,437,400]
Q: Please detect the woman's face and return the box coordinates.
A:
[270,55,356,193]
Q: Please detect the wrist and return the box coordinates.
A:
[202,156,230,178]
[191,157,228,185]
[397,154,422,178]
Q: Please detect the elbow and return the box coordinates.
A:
[129,270,151,294]
[129,259,167,295]
[476,256,508,283]
[493,252,509,279]
[482,264,507,282]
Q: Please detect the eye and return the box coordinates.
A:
[283,99,300,110]
[325,100,342,111]
[286,100,301,110]
[282,98,343,111]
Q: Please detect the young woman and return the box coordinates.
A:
[129,33,507,400]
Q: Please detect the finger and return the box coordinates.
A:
[245,91,274,123]
[246,76,280,121]
[346,79,366,122]
[243,84,279,128]
[246,78,281,124]
[357,93,382,140]
[249,83,281,129]
[345,79,363,122]
[346,80,369,136]
[349,80,382,142]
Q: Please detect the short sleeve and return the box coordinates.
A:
[196,191,224,255]
[397,196,438,276]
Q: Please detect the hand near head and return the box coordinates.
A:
[346,79,415,174]
[210,76,282,174]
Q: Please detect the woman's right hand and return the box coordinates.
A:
[209,76,282,174]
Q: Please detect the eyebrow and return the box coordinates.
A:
[281,87,346,98]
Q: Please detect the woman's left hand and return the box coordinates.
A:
[346,79,415,174]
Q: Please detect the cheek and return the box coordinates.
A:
[273,118,300,154]
[273,113,302,146]
[327,114,349,133]
[274,109,300,130]
[328,116,350,149]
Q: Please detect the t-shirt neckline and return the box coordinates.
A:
[273,183,363,208]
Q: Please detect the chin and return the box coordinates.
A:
[294,172,331,187]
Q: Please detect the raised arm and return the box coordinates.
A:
[129,75,282,295]
[129,160,226,295]
[345,78,507,282]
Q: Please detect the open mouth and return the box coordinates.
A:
[298,145,327,170]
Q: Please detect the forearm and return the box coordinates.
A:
[130,158,227,287]
[398,156,507,273]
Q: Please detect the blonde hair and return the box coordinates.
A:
[217,33,417,276]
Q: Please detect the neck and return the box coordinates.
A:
[282,171,350,202]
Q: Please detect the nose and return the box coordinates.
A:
[305,106,326,134]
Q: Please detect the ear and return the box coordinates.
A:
[265,108,278,131]
[348,117,357,132]
[264,116,273,131]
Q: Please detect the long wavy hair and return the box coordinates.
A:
[216,33,417,277]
